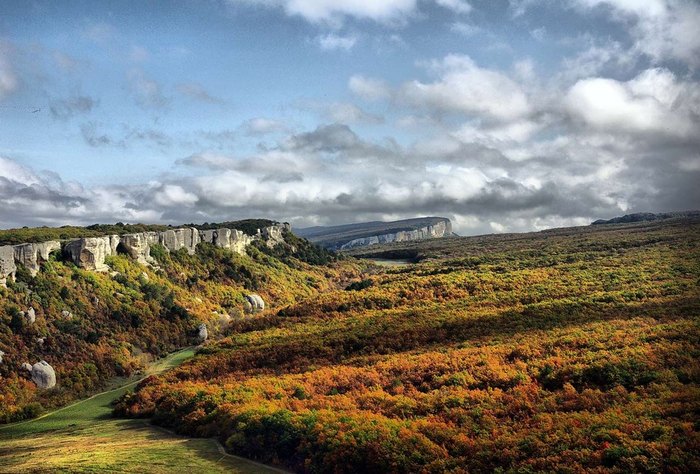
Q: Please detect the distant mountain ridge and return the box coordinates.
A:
[592,210,700,225]
[295,217,454,250]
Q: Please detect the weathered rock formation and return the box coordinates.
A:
[120,232,158,264]
[31,360,56,389]
[197,323,208,342]
[0,224,288,281]
[21,362,33,372]
[244,294,265,313]
[64,236,119,271]
[24,307,36,325]
[0,350,4,363]
[0,245,15,287]
[12,241,61,276]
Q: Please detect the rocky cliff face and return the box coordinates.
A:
[0,223,288,286]
[296,217,453,251]
[339,220,452,250]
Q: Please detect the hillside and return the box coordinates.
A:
[115,217,700,473]
[591,210,700,225]
[295,216,454,250]
[0,221,357,424]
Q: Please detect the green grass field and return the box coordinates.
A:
[0,348,285,473]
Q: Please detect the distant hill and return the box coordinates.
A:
[295,217,454,250]
[592,210,700,225]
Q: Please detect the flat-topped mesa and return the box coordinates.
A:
[13,241,62,276]
[64,236,119,272]
[339,219,452,250]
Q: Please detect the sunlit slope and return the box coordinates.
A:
[117,217,700,473]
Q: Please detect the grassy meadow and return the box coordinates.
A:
[0,348,285,473]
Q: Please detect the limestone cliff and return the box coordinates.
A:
[296,217,453,251]
[0,223,288,285]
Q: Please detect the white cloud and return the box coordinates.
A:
[314,33,358,51]
[398,54,531,121]
[565,68,698,137]
[154,184,198,207]
[349,75,391,101]
[571,0,700,68]
[435,0,472,14]
[450,22,481,36]
[231,0,418,24]
[241,117,289,135]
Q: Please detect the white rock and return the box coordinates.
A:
[0,350,4,363]
[25,307,36,325]
[0,245,16,287]
[244,294,265,313]
[37,337,45,346]
[31,360,56,389]
[197,323,208,342]
[21,362,33,372]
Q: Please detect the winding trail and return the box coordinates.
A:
[0,347,288,473]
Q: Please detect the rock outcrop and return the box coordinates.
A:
[296,217,453,251]
[244,294,265,313]
[197,323,208,342]
[31,360,56,389]
[1,223,288,276]
[64,236,119,271]
[0,350,4,363]
[161,228,200,254]
[339,220,452,250]
[0,245,16,287]
[13,241,61,276]
[120,232,158,265]
[24,307,36,325]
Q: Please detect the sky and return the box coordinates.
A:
[0,0,699,234]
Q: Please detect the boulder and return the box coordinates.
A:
[36,337,45,346]
[244,294,265,313]
[64,236,118,271]
[0,245,16,287]
[25,307,36,325]
[61,310,73,319]
[31,360,56,389]
[0,350,4,363]
[21,362,33,372]
[197,323,208,342]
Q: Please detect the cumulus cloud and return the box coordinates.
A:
[241,117,289,135]
[565,68,699,137]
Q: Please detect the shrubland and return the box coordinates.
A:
[115,218,700,473]
[0,230,358,424]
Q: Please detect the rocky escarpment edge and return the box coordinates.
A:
[0,223,289,286]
